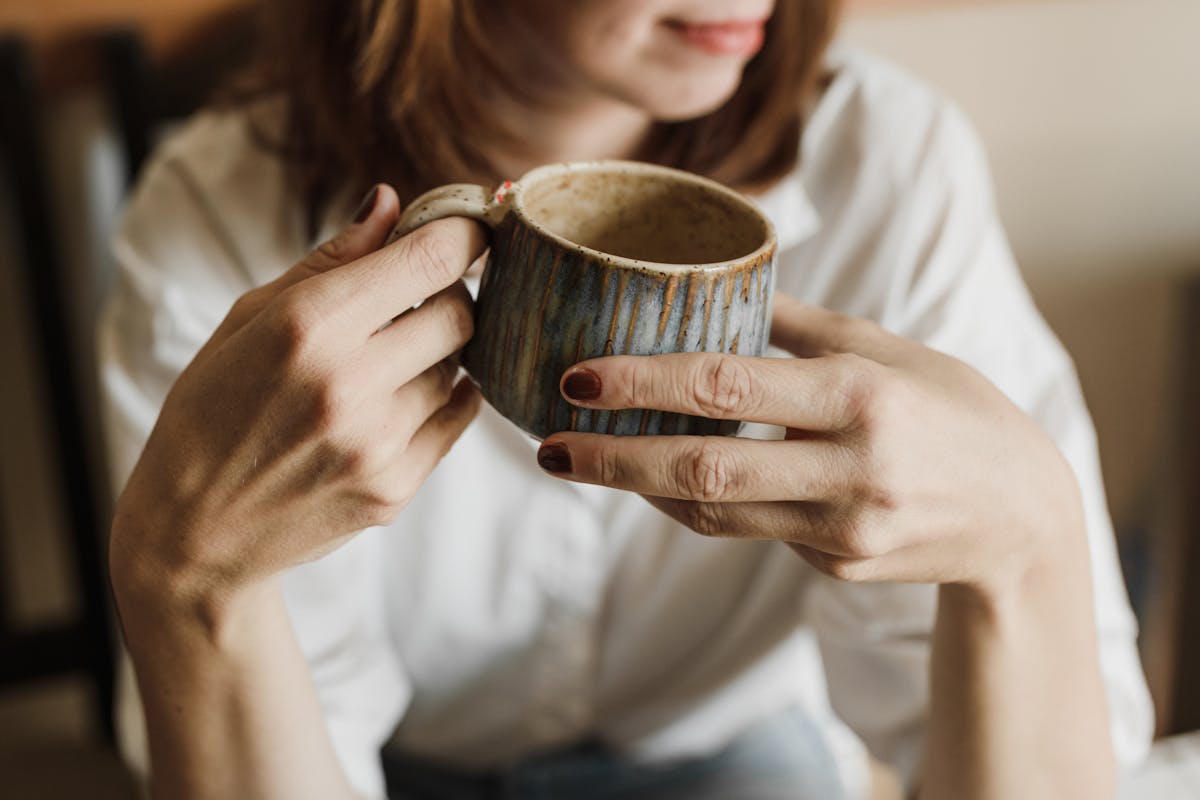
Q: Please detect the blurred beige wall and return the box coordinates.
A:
[844,0,1200,529]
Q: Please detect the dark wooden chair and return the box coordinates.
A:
[99,10,255,185]
[0,14,253,742]
[0,34,116,740]
[1168,274,1200,734]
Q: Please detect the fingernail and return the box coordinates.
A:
[353,186,379,223]
[537,442,572,474]
[562,368,601,402]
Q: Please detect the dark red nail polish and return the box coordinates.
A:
[562,368,601,402]
[353,186,379,223]
[537,442,572,474]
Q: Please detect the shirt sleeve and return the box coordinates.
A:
[806,98,1154,788]
[97,129,410,799]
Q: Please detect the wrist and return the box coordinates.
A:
[964,443,1090,603]
[944,516,1090,633]
[113,566,281,661]
[109,495,272,649]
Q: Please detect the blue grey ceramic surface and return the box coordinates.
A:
[459,161,777,441]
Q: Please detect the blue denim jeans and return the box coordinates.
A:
[382,707,846,800]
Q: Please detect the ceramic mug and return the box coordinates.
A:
[389,160,777,440]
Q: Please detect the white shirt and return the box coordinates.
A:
[99,49,1153,799]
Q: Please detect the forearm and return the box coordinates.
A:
[921,532,1115,800]
[114,566,361,800]
[99,191,480,800]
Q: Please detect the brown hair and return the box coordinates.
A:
[238,0,841,234]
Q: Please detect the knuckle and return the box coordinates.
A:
[366,473,410,512]
[797,545,832,573]
[624,359,652,408]
[345,442,389,482]
[310,372,356,435]
[678,439,738,503]
[433,360,457,398]
[859,474,901,515]
[314,231,353,266]
[338,446,370,481]
[347,455,409,526]
[801,538,873,582]
[684,501,728,538]
[837,513,883,559]
[272,288,326,361]
[596,443,624,488]
[435,287,475,345]
[831,354,883,429]
[694,356,757,417]
[229,286,269,322]
[824,556,872,583]
[348,495,401,530]
[400,225,460,291]
[852,440,903,514]
[375,500,406,525]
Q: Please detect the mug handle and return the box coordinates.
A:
[385,181,514,244]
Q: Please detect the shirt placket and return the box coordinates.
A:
[527,487,608,749]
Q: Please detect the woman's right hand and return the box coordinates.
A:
[110,184,485,622]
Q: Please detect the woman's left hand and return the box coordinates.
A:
[535,292,1085,595]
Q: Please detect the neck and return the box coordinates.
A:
[476,7,654,180]
[487,93,653,180]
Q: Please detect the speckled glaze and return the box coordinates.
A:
[394,161,777,440]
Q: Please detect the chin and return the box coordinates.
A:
[616,65,746,122]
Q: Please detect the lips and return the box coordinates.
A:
[663,18,767,57]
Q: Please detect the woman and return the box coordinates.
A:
[101,1,1152,798]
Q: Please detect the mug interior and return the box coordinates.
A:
[517,164,769,268]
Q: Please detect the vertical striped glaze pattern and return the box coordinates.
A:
[463,214,776,440]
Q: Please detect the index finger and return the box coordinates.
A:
[560,351,873,432]
[308,217,488,334]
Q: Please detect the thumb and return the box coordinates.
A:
[270,183,402,293]
[769,292,876,358]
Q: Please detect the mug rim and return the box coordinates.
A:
[506,160,777,274]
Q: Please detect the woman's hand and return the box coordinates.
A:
[537,292,1116,799]
[535,292,1083,594]
[110,185,485,620]
[108,186,486,800]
